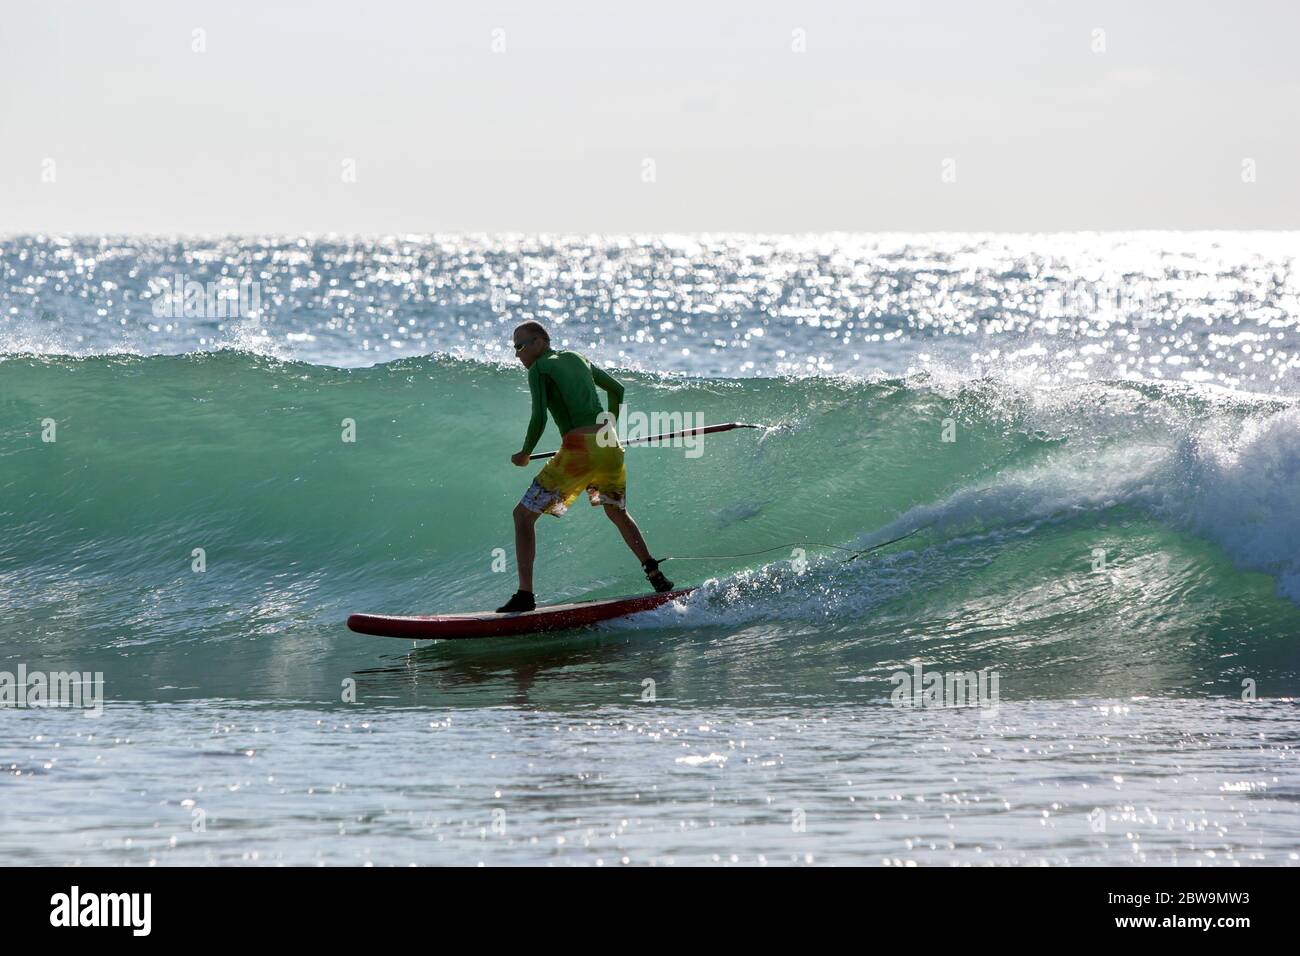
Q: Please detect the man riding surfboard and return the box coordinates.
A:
[498,321,674,613]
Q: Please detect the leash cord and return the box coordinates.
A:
[661,526,927,566]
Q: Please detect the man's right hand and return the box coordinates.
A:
[511,451,531,467]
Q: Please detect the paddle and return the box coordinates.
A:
[527,422,760,461]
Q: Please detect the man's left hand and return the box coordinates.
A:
[511,451,531,467]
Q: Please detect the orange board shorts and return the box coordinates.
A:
[520,430,627,517]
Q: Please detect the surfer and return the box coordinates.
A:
[497,322,674,613]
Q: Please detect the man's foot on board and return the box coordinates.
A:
[496,590,536,613]
[642,558,674,593]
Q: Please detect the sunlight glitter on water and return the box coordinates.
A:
[4,233,1298,392]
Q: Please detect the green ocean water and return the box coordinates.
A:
[3,337,1299,864]
[2,350,1298,706]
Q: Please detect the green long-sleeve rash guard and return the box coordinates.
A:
[522,348,625,455]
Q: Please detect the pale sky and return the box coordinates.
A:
[1,0,1297,233]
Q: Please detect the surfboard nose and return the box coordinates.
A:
[346,613,387,636]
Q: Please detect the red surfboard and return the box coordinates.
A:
[347,587,695,640]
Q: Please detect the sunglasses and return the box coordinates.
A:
[513,337,537,352]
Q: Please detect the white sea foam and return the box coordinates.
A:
[1177,407,1300,601]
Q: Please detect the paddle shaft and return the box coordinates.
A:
[527,422,757,461]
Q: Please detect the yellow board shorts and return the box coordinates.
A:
[520,430,627,517]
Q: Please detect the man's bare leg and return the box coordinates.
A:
[603,504,652,564]
[512,503,541,591]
